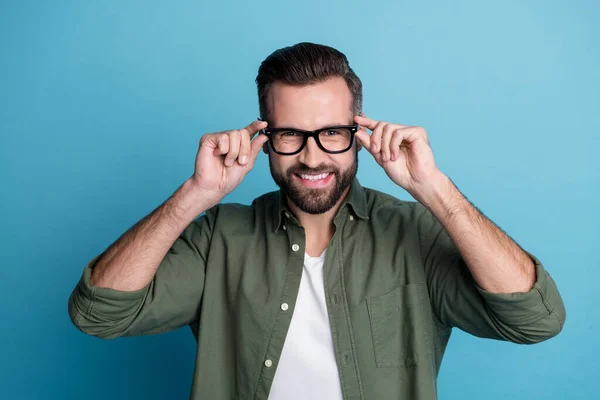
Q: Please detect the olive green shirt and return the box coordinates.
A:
[68,179,566,399]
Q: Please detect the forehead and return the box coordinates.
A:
[267,76,353,129]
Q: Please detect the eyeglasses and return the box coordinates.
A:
[261,125,359,155]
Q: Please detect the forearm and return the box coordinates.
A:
[417,172,536,294]
[89,178,216,291]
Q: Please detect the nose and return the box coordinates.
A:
[297,136,326,168]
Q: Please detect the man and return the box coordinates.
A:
[68,42,566,399]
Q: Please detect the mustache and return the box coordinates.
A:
[287,164,339,176]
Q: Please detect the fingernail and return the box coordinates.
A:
[240,156,247,164]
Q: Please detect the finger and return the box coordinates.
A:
[248,133,270,167]
[390,129,406,161]
[201,132,223,150]
[381,124,396,162]
[241,119,268,139]
[238,130,251,165]
[213,133,230,156]
[224,130,241,167]
[354,115,380,131]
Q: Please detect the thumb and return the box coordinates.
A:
[355,127,372,153]
[355,127,382,165]
[248,133,269,165]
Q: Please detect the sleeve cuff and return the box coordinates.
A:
[475,251,555,325]
[77,254,151,301]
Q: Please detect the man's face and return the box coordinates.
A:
[264,76,360,215]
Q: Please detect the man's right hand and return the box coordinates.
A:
[190,119,269,204]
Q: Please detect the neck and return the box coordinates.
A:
[286,185,351,257]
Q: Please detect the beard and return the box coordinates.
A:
[269,150,358,215]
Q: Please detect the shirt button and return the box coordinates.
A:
[265,359,273,368]
[281,303,289,311]
[282,225,286,231]
[292,244,299,252]
[284,211,290,218]
[349,215,354,221]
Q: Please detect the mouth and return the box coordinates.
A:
[294,172,334,188]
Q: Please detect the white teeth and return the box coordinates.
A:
[300,172,330,181]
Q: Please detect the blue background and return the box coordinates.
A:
[1,0,597,399]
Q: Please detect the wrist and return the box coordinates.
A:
[413,172,461,216]
[175,179,221,219]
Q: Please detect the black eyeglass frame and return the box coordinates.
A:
[260,124,359,155]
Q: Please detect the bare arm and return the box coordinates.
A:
[420,172,536,294]
[352,114,564,341]
[68,119,268,338]
[88,119,268,292]
[354,115,534,294]
[89,178,215,291]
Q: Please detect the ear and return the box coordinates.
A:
[356,141,363,152]
[355,113,365,152]
[355,137,363,152]
[257,117,270,154]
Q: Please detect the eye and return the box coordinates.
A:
[281,131,300,137]
[324,130,340,136]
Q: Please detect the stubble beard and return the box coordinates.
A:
[269,151,358,215]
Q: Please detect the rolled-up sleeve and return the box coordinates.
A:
[418,205,566,344]
[68,210,214,339]
[472,251,566,343]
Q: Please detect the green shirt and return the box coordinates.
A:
[68,179,566,399]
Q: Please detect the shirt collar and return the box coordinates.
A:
[273,178,369,232]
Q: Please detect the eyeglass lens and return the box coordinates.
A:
[271,128,352,153]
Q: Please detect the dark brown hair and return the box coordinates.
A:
[256,42,363,122]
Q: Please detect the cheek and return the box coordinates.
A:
[332,154,355,170]
[270,154,296,173]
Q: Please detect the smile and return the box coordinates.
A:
[298,172,331,181]
[294,172,334,188]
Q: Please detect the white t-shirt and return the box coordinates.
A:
[267,248,343,400]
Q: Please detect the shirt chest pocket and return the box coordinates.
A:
[366,283,429,368]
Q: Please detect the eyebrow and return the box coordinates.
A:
[269,122,353,130]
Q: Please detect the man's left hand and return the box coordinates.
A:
[354,115,446,202]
